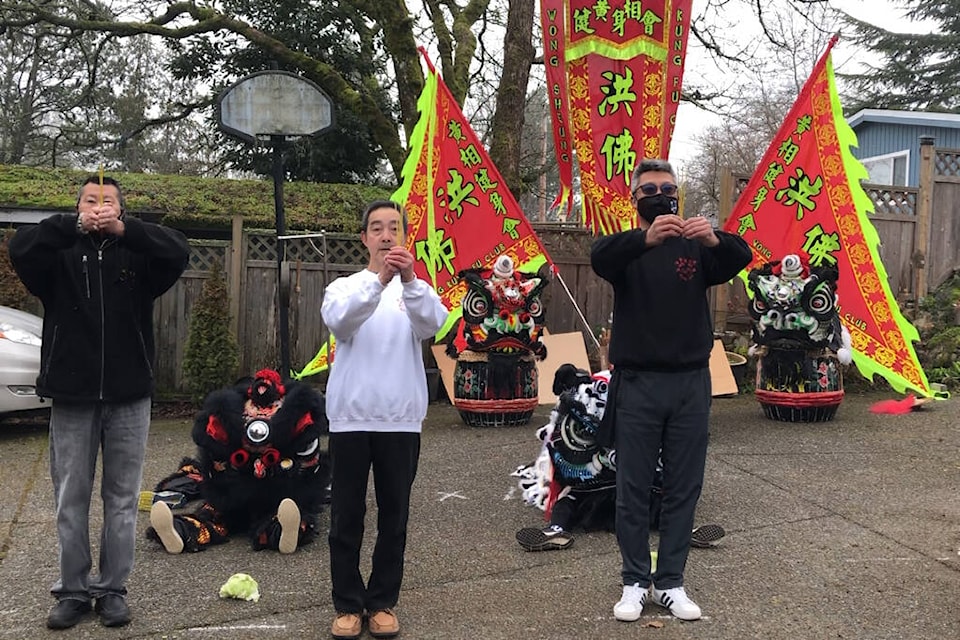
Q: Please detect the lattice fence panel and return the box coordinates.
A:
[935,149,960,177]
[863,186,917,216]
[533,224,594,260]
[245,231,365,266]
[246,233,275,262]
[186,240,228,272]
[324,235,367,266]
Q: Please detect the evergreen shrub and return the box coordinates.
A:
[183,261,239,403]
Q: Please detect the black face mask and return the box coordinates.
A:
[636,194,678,224]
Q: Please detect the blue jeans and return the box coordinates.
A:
[48,398,151,601]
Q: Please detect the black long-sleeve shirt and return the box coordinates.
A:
[591,228,751,372]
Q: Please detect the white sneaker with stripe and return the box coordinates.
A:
[613,583,647,621]
[651,585,701,620]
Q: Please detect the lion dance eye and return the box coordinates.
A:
[463,289,488,319]
[246,420,270,443]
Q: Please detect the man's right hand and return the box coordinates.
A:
[79,205,124,235]
[378,262,397,287]
[644,214,684,246]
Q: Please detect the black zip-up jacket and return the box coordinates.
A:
[9,214,190,402]
[591,228,751,372]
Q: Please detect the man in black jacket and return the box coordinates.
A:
[9,175,189,630]
[591,159,751,624]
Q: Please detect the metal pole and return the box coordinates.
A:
[272,134,291,379]
[915,136,935,302]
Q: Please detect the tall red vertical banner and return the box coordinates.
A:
[541,1,692,233]
[541,0,574,218]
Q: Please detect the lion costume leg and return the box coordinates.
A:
[250,499,320,553]
[147,501,229,554]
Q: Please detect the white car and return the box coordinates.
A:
[0,305,47,415]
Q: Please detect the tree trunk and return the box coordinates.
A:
[488,0,535,197]
[359,0,424,146]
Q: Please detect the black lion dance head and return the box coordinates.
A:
[747,254,851,361]
[543,365,616,490]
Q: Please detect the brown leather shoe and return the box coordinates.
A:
[331,612,362,639]
[368,608,400,638]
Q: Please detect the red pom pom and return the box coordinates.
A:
[230,449,250,468]
[251,368,285,398]
[261,448,280,466]
[254,369,282,385]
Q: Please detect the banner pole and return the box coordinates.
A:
[322,230,331,366]
[555,271,601,351]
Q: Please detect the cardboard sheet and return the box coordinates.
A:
[709,338,739,396]
[431,344,457,405]
[536,332,592,404]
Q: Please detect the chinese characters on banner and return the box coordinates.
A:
[541,0,692,234]
[722,37,931,397]
[393,50,553,339]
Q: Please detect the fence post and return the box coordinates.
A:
[229,214,243,338]
[714,167,735,332]
[915,136,935,301]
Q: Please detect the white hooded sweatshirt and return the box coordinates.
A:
[321,269,449,433]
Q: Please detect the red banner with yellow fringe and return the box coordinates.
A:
[541,0,575,218]
[393,50,554,339]
[722,37,930,397]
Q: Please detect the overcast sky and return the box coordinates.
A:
[669,0,918,171]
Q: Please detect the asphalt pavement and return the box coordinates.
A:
[0,389,957,640]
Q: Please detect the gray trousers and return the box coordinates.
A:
[613,368,710,589]
[48,398,151,601]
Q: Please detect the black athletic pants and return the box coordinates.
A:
[328,431,420,613]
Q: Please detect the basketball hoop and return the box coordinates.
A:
[217,71,334,143]
[216,70,336,378]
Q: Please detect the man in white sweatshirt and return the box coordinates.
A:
[321,200,450,640]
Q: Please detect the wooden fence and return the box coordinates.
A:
[87,143,960,393]
[153,224,615,393]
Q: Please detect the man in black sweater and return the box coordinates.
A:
[10,176,189,630]
[591,159,751,623]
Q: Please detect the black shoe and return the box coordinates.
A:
[516,524,574,551]
[690,523,726,548]
[46,598,92,629]
[95,594,131,627]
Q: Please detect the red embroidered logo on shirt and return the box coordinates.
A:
[675,257,697,281]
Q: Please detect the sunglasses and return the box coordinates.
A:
[634,182,679,198]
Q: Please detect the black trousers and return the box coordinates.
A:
[328,431,420,613]
[612,367,711,589]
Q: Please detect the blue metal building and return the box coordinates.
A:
[846,109,960,186]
